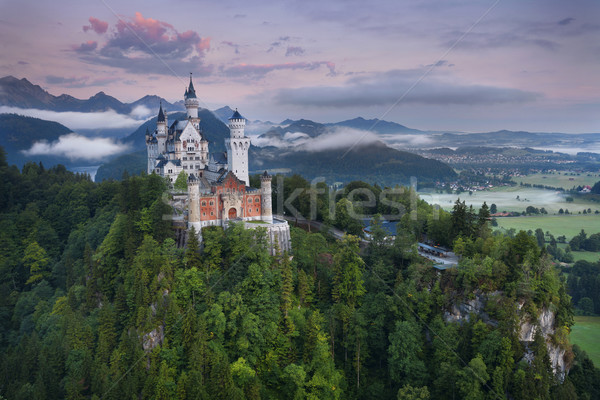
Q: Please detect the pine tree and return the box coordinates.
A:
[185,227,202,269]
[23,241,50,285]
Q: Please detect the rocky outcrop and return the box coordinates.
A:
[443,291,499,325]
[142,325,164,352]
[518,306,567,381]
[445,294,569,381]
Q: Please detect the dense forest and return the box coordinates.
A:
[0,147,599,399]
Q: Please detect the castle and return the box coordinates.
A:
[146,74,290,254]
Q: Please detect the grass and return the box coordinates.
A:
[556,244,600,263]
[495,214,600,239]
[419,187,600,214]
[246,220,267,224]
[571,316,600,367]
[570,251,600,263]
[514,172,600,190]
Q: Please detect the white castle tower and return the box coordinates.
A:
[187,174,202,236]
[261,171,273,223]
[225,109,250,185]
[184,73,200,129]
[156,102,168,154]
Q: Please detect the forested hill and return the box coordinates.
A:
[1,146,598,399]
[250,140,457,185]
[0,113,72,167]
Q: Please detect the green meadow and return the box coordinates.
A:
[571,316,600,367]
[514,172,600,190]
[419,187,600,215]
[495,215,600,240]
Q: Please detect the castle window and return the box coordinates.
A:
[256,208,259,212]
[209,201,214,206]
[183,157,187,160]
[183,166,187,169]
[168,169,173,174]
[248,198,253,203]
[202,201,206,206]
[188,147,194,151]
[211,212,214,216]
[195,156,200,160]
[203,212,206,216]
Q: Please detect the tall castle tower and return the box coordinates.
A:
[261,171,273,223]
[225,109,251,185]
[187,174,201,237]
[156,102,168,153]
[184,73,200,129]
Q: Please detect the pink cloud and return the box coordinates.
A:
[83,17,109,34]
[106,12,210,58]
[73,40,98,52]
[74,12,212,75]
[223,61,336,78]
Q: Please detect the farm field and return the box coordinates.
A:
[513,172,600,190]
[494,215,600,239]
[556,243,600,263]
[571,316,600,367]
[569,251,600,263]
[419,187,600,214]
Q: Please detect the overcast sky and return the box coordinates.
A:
[1,0,598,133]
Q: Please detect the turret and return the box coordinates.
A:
[229,109,245,138]
[225,108,250,185]
[187,173,202,240]
[185,73,199,119]
[261,170,273,223]
[156,102,167,153]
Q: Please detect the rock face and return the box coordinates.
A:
[142,325,164,352]
[445,294,569,381]
[518,307,567,381]
[443,291,499,325]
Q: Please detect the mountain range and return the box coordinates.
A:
[0,76,183,114]
[2,75,600,184]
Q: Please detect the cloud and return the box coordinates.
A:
[74,12,212,75]
[83,17,109,34]
[17,61,28,65]
[379,133,434,148]
[222,61,336,78]
[73,40,98,53]
[43,75,118,88]
[300,127,380,152]
[558,17,575,26]
[0,106,147,130]
[272,69,540,108]
[444,30,559,51]
[251,127,380,152]
[22,133,128,161]
[425,60,454,68]
[129,104,153,119]
[251,131,311,149]
[221,40,240,54]
[285,46,305,57]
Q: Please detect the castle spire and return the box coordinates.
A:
[157,101,165,122]
[185,72,196,99]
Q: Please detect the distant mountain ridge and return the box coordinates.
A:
[326,117,424,134]
[0,76,183,114]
